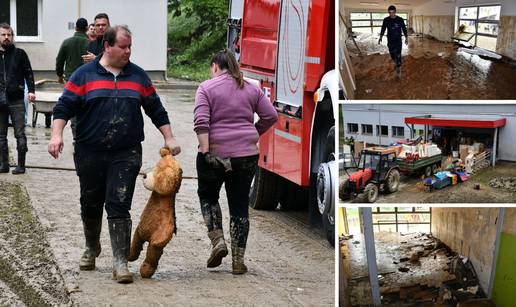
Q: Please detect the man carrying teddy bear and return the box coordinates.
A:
[48,25,181,284]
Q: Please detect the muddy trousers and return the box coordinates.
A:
[196,153,258,249]
[0,99,28,163]
[388,40,402,68]
[74,144,142,220]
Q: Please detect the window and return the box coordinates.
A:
[457,5,501,51]
[376,125,388,136]
[362,124,373,135]
[347,123,359,134]
[392,126,405,137]
[372,207,431,233]
[349,11,409,35]
[0,0,41,41]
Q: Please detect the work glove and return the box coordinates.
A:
[204,153,232,172]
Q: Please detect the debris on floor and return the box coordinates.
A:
[346,232,488,306]
[489,177,516,192]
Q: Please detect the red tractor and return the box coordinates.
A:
[341,147,401,203]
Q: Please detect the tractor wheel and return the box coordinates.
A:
[339,178,350,200]
[424,165,432,178]
[364,183,379,203]
[432,163,439,174]
[249,166,279,210]
[385,169,400,193]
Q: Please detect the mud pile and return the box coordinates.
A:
[490,177,516,192]
[348,36,516,100]
[0,180,70,307]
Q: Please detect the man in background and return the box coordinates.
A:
[82,13,110,63]
[55,18,89,133]
[378,5,408,80]
[0,23,35,174]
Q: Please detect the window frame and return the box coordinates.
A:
[349,11,409,35]
[392,126,405,138]
[361,124,373,135]
[2,0,43,42]
[372,207,431,233]
[376,125,388,137]
[347,123,359,134]
[457,4,500,50]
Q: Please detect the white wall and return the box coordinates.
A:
[341,104,516,162]
[16,0,167,74]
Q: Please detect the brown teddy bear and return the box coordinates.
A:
[128,147,182,278]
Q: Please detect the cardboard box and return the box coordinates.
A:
[459,145,470,161]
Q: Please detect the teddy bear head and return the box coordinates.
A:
[143,147,182,195]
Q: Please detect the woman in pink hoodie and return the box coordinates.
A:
[194,50,278,275]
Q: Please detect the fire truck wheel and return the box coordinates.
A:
[317,160,336,246]
[364,183,379,203]
[249,166,279,210]
[385,169,400,193]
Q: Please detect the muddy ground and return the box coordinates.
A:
[0,88,334,306]
[346,35,516,100]
[341,161,516,204]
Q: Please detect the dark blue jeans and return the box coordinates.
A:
[74,144,142,219]
[0,98,28,154]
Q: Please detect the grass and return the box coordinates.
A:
[472,161,516,187]
[167,60,210,82]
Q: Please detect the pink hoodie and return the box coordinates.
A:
[194,73,278,158]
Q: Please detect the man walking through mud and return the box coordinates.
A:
[48,25,181,284]
[378,5,408,79]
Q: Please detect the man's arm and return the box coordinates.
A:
[379,19,387,43]
[48,119,67,159]
[158,124,181,156]
[401,18,408,44]
[56,42,66,82]
[21,50,36,101]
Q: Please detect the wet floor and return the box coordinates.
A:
[346,35,516,100]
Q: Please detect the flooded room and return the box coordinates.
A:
[339,0,516,100]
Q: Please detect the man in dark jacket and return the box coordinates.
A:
[378,5,408,79]
[0,23,35,174]
[48,25,181,284]
[56,18,89,133]
[82,13,110,63]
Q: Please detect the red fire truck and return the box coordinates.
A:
[228,0,337,245]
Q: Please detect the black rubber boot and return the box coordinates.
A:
[11,151,26,174]
[0,145,9,173]
[230,217,250,275]
[108,218,133,283]
[207,229,228,268]
[79,216,102,271]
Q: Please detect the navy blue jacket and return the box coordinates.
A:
[380,16,408,43]
[53,55,170,151]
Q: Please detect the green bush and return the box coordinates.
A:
[167,0,229,81]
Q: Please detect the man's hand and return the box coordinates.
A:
[48,135,64,159]
[405,38,409,45]
[165,137,181,156]
[27,93,36,103]
[82,51,96,64]
[378,37,382,45]
[58,76,64,84]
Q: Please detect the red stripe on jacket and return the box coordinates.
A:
[65,80,156,97]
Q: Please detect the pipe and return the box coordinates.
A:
[77,0,81,18]
[8,164,198,180]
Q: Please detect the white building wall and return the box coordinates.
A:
[341,104,516,162]
[15,0,167,76]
